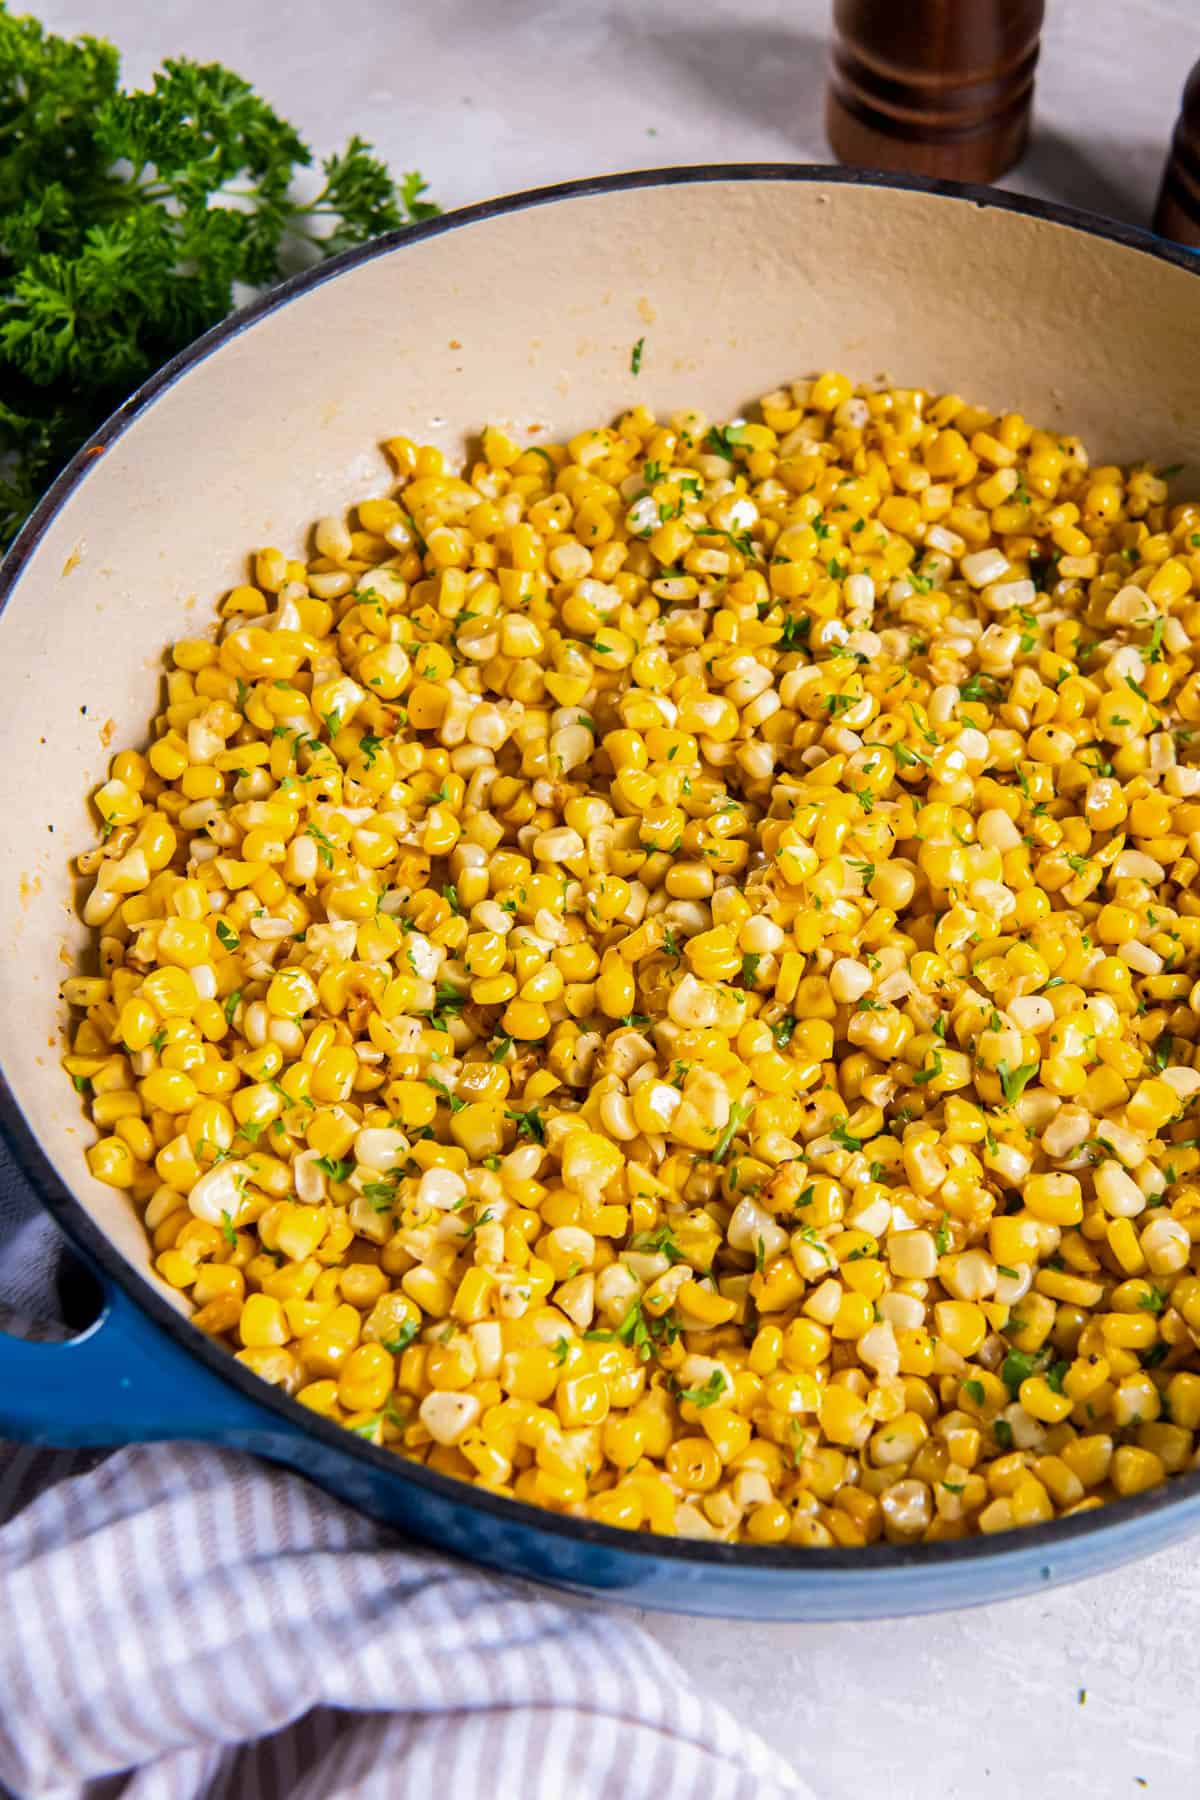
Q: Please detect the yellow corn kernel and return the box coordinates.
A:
[87,1136,136,1188]
[1166,1372,1200,1431]
[933,1301,988,1358]
[336,1343,395,1414]
[157,918,211,969]
[664,1437,722,1491]
[156,1248,198,1289]
[698,1406,752,1464]
[1059,1434,1113,1489]
[1110,1445,1166,1496]
[1024,1172,1083,1226]
[235,1347,299,1389]
[676,1281,738,1327]
[297,1379,341,1418]
[139,1067,198,1114]
[309,1047,358,1104]
[240,1294,289,1348]
[1106,1216,1145,1275]
[117,996,160,1052]
[141,967,198,1019]
[1018,1376,1074,1424]
[819,1384,871,1446]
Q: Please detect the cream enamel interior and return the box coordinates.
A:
[4,172,1200,1288]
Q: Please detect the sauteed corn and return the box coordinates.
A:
[63,373,1200,1544]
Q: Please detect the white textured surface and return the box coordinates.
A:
[643,1542,1200,1797]
[33,0,1200,1791]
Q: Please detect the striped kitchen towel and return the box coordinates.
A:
[0,1151,807,1800]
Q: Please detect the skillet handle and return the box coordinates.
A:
[0,1266,276,1447]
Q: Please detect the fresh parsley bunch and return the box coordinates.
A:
[0,4,438,549]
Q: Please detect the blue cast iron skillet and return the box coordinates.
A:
[3,165,1200,1619]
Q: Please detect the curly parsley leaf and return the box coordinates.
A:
[0,10,437,549]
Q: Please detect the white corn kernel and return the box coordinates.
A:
[419,1391,481,1446]
[830,958,873,1004]
[1095,1160,1146,1218]
[961,548,1011,588]
[354,1128,408,1173]
[188,1160,252,1225]
[418,1167,468,1211]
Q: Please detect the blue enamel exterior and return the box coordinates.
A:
[6,1260,1200,1619]
[5,166,1200,1619]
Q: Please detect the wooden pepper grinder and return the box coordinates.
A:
[1154,60,1200,246]
[826,0,1045,184]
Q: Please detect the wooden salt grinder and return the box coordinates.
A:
[826,0,1045,185]
[1154,59,1200,247]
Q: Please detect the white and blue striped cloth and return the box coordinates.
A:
[0,1146,807,1800]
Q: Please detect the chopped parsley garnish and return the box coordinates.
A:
[506,1105,546,1143]
[712,1097,754,1163]
[431,983,468,1030]
[674,1369,726,1409]
[585,1297,679,1362]
[426,1075,466,1113]
[997,1060,1038,1104]
[630,1225,687,1265]
[305,821,337,868]
[1000,1348,1043,1394]
[363,1178,399,1211]
[960,673,1003,704]
[382,1318,421,1355]
[894,743,930,769]
[703,422,751,457]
